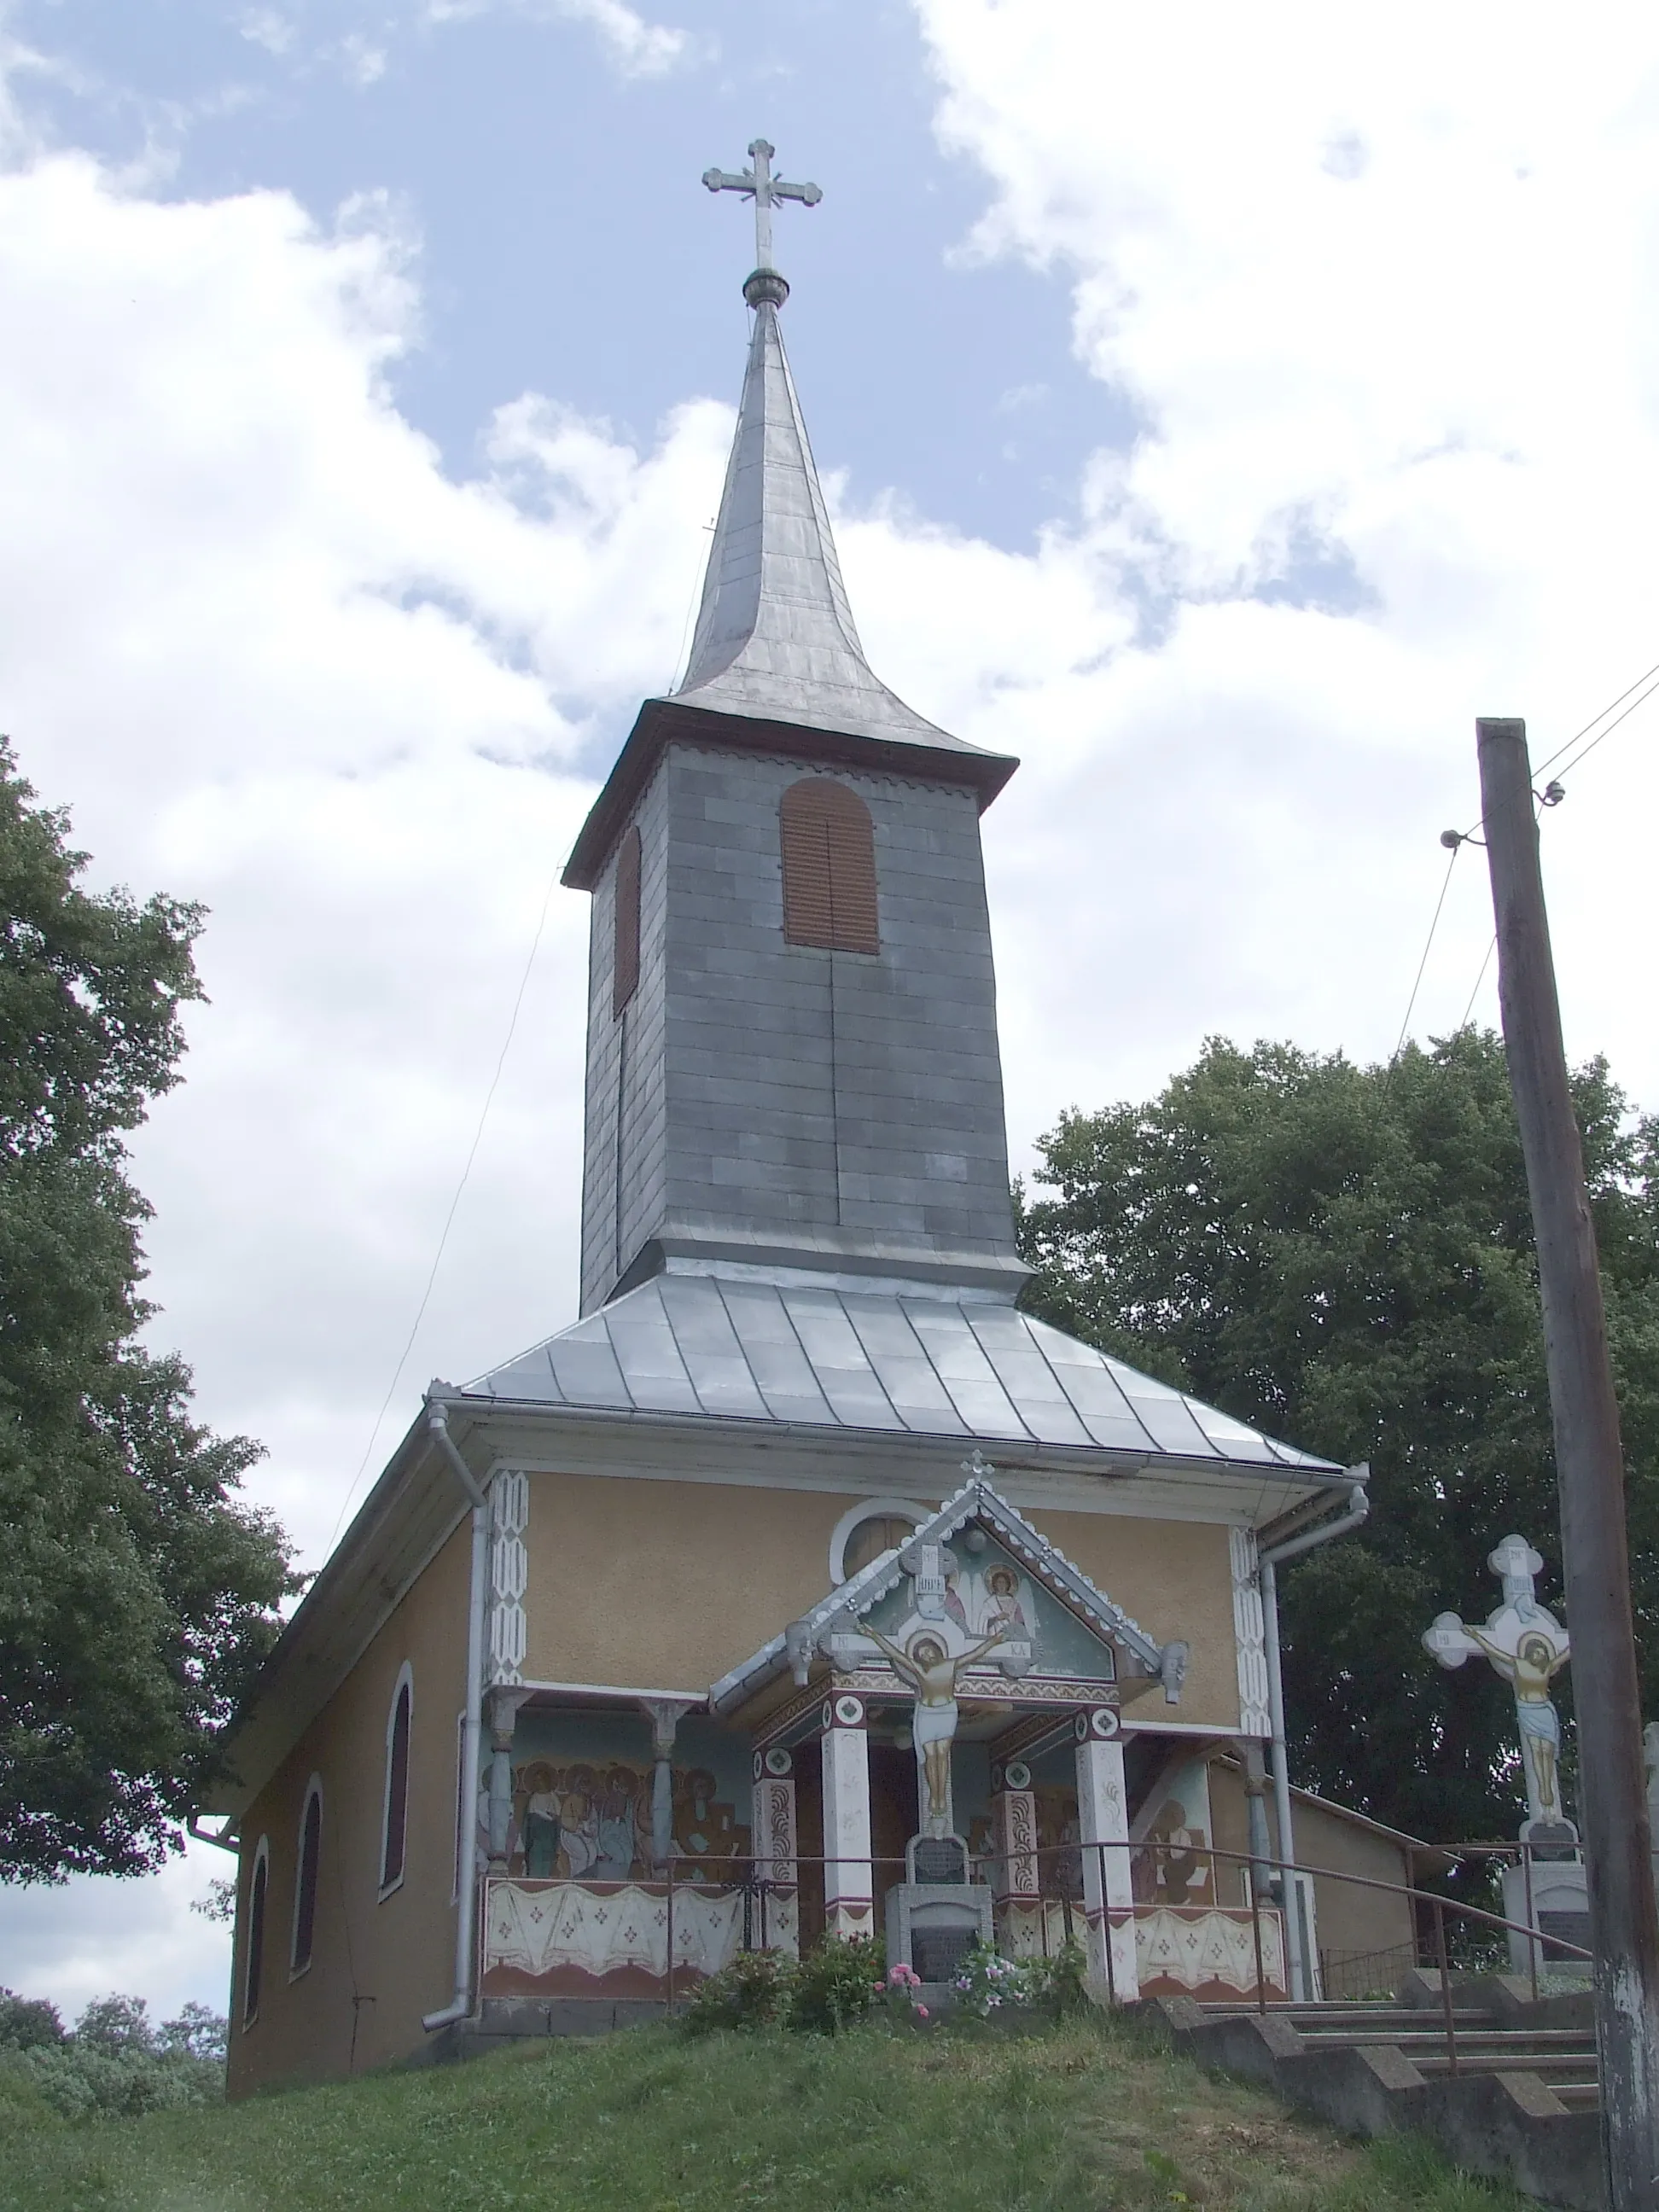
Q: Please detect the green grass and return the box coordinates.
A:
[0,2016,1530,2212]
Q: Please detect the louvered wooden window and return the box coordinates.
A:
[613,824,641,1015]
[780,779,879,953]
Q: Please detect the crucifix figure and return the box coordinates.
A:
[1423,1534,1574,1837]
[864,1621,1011,1837]
[701,138,822,277]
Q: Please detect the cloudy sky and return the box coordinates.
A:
[5,0,1659,2023]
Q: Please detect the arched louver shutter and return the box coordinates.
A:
[780,779,878,953]
[613,824,642,1015]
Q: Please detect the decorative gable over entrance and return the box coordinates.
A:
[710,1467,1188,1722]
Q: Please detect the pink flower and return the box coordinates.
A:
[917,2005,929,2018]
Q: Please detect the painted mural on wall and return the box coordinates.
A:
[508,1759,750,1883]
[1131,1760,1216,1908]
[1031,1786,1084,1901]
[968,1790,1082,1896]
[840,1533,1117,1688]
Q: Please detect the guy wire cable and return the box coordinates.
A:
[1390,841,1462,1064]
[329,856,563,1548]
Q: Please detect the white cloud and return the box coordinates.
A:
[901,0,1659,1143]
[0,1842,234,2025]
[335,30,387,82]
[238,9,297,56]
[423,0,700,79]
[0,149,723,1557]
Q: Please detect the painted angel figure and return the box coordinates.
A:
[864,1621,1010,1832]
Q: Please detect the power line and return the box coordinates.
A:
[1391,842,1462,1062]
[328,862,562,1548]
[1452,656,1659,845]
[1542,667,1659,788]
[1406,655,1659,1057]
[1533,656,1659,780]
[1457,934,1496,1033]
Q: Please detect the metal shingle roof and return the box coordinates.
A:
[463,1272,1340,1472]
[672,295,997,756]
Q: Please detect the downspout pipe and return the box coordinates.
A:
[422,1398,490,2034]
[1259,1477,1369,2000]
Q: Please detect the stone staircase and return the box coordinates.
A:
[1141,1972,1600,2209]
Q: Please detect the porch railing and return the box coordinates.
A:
[481,1830,1590,2058]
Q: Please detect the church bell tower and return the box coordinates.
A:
[563,142,1024,1313]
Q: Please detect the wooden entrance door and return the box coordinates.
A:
[868,1742,919,1931]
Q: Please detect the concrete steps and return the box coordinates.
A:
[1138,1971,1601,2211]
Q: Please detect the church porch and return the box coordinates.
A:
[476,1687,771,2017]
[467,1692,1290,2039]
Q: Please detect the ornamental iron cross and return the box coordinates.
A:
[702,137,821,275]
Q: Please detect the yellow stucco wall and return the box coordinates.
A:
[518,1472,1240,1727]
[1208,1761,1417,1970]
[227,1521,470,2098]
[521,1471,850,1691]
[1031,1510,1238,1731]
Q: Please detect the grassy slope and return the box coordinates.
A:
[0,2016,1527,2212]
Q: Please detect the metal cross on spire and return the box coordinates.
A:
[701,137,821,284]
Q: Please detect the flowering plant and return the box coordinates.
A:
[952,1940,1035,2018]
[882,1960,929,2020]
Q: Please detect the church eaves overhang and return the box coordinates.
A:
[562,694,1018,892]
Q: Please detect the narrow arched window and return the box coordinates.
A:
[243,1838,269,2027]
[780,779,879,953]
[291,1778,322,1976]
[613,824,642,1015]
[381,1669,412,1894]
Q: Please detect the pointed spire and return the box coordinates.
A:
[672,295,978,752]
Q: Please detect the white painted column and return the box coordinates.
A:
[640,1697,697,1870]
[1075,1708,1138,2004]
[752,1748,800,1959]
[820,1695,875,1943]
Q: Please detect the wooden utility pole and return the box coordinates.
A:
[1476,716,1659,2209]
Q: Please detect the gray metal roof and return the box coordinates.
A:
[463,1268,1340,1472]
[672,296,994,756]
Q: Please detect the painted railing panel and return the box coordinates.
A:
[484,1879,744,1984]
[484,1877,1281,2000]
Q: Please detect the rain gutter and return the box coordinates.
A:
[422,1398,490,2035]
[1260,1475,1370,1998]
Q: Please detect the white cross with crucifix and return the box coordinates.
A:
[701,138,822,275]
[1422,1533,1574,1838]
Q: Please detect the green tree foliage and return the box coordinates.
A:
[1016,1032,1659,1844]
[0,1988,227,2116]
[0,742,296,1882]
